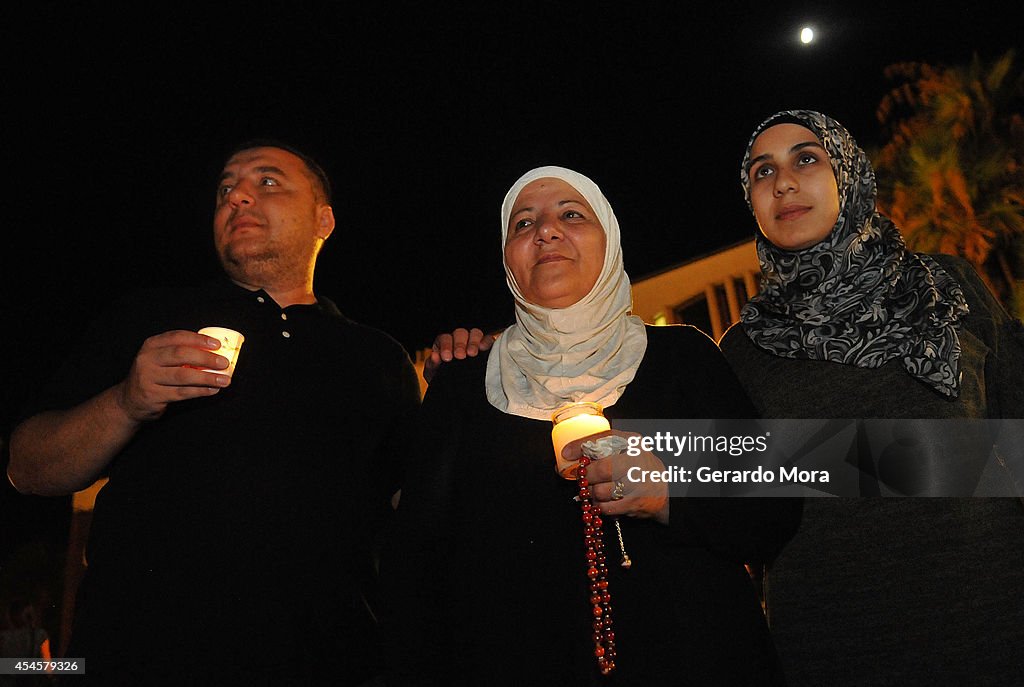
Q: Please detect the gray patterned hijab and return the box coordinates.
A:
[738,110,969,397]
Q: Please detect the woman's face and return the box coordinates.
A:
[504,177,606,309]
[747,123,840,251]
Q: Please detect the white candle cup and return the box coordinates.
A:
[197,326,245,377]
[551,402,611,479]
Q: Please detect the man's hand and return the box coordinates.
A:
[423,328,496,383]
[8,329,235,495]
[116,330,233,422]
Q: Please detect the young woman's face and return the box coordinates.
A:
[747,123,840,251]
[504,178,606,309]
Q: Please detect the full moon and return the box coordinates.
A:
[800,27,815,44]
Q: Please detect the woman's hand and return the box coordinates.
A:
[563,430,670,525]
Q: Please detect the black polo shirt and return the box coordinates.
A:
[26,279,420,685]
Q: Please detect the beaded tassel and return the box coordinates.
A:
[577,455,616,675]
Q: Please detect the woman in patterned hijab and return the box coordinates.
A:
[724,110,1024,687]
[738,110,969,397]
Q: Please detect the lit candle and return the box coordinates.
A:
[198,326,245,377]
[551,402,610,479]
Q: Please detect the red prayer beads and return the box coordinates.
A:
[577,455,616,675]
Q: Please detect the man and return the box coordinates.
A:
[8,142,420,685]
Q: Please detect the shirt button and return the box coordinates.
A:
[257,296,266,304]
[282,331,291,338]
[281,313,288,320]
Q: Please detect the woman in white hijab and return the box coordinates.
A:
[384,166,800,686]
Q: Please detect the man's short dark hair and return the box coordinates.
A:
[224,139,333,205]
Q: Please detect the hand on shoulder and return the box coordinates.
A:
[424,327,497,382]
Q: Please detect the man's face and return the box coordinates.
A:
[213,147,334,288]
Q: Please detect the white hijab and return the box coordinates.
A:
[485,166,648,420]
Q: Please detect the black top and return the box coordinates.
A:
[24,279,420,686]
[718,255,1024,686]
[383,324,801,686]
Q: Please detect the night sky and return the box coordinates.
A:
[4,1,1020,433]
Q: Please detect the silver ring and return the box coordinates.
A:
[611,480,625,501]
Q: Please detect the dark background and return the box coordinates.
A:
[2,0,1020,636]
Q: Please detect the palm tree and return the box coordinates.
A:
[874,50,1024,317]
